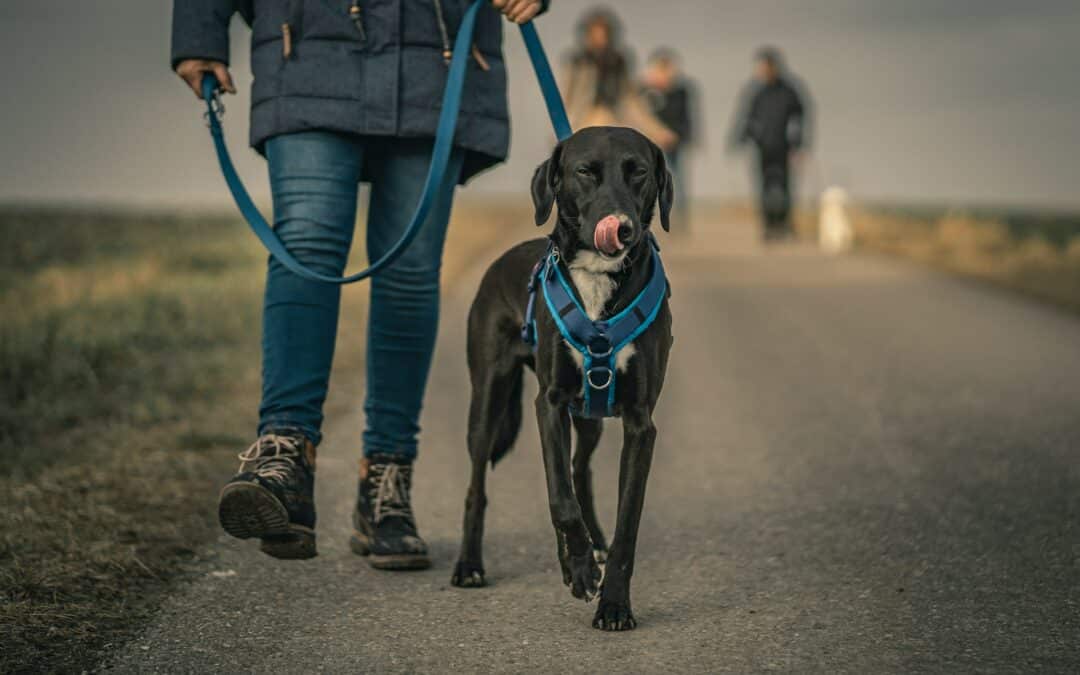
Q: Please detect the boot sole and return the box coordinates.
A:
[349,530,431,570]
[218,482,316,559]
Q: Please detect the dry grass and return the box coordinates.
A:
[0,199,521,672]
[849,207,1080,312]
[1,210,268,672]
[685,198,1078,312]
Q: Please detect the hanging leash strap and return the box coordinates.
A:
[201,0,571,285]
[518,21,572,142]
[523,237,667,418]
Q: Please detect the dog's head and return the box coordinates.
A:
[531,127,673,261]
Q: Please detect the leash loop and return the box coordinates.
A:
[201,0,569,284]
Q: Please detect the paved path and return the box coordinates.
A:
[112,223,1080,673]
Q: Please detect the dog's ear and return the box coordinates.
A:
[654,144,674,232]
[531,142,563,226]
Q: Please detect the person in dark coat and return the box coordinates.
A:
[640,48,698,228]
[171,0,546,570]
[729,46,812,241]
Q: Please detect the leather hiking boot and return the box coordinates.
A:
[218,430,317,559]
[350,455,430,570]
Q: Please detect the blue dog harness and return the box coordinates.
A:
[522,237,668,418]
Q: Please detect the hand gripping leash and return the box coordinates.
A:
[201,0,571,284]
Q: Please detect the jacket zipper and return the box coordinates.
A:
[282,0,305,58]
[431,0,489,70]
[282,23,293,58]
[431,0,452,63]
[349,0,367,43]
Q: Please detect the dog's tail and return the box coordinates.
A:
[489,363,525,467]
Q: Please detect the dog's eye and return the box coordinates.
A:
[633,167,649,179]
[575,166,592,177]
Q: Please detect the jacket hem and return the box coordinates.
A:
[249,96,508,183]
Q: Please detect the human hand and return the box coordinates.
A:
[491,0,543,24]
[175,59,236,99]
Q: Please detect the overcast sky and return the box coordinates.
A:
[1,1,1078,209]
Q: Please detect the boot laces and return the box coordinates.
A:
[368,463,414,523]
[238,433,303,483]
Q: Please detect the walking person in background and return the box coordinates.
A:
[640,48,698,229]
[171,0,545,570]
[729,46,812,241]
[562,7,677,151]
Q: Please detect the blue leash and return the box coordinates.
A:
[519,21,572,142]
[201,0,571,285]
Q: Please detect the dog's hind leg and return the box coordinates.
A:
[571,416,608,563]
[451,358,525,588]
[592,409,656,631]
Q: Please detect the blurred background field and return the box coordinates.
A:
[846,206,1080,312]
[688,200,1080,312]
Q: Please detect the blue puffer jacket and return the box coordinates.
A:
[171,0,543,182]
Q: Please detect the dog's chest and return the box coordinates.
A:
[566,258,636,373]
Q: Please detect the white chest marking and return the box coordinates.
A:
[564,251,636,373]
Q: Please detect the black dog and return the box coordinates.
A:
[451,127,674,631]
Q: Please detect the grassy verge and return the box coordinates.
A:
[849,207,1080,313]
[0,199,523,672]
[684,198,1079,313]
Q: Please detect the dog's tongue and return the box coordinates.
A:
[594,215,624,255]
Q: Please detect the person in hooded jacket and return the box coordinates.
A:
[172,0,546,570]
[560,7,676,151]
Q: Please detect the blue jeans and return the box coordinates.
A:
[258,131,464,460]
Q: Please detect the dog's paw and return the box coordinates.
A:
[566,551,602,601]
[592,599,637,631]
[450,560,486,588]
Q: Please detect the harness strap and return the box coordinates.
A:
[201,0,571,285]
[521,254,547,345]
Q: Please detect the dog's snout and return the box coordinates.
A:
[593,212,637,256]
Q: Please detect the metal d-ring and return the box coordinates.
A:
[587,340,612,358]
[586,367,612,390]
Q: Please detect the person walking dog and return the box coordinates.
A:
[729,46,812,241]
[172,0,546,570]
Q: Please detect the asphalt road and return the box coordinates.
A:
[111,224,1080,673]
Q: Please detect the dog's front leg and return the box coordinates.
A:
[593,410,656,631]
[535,392,601,601]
